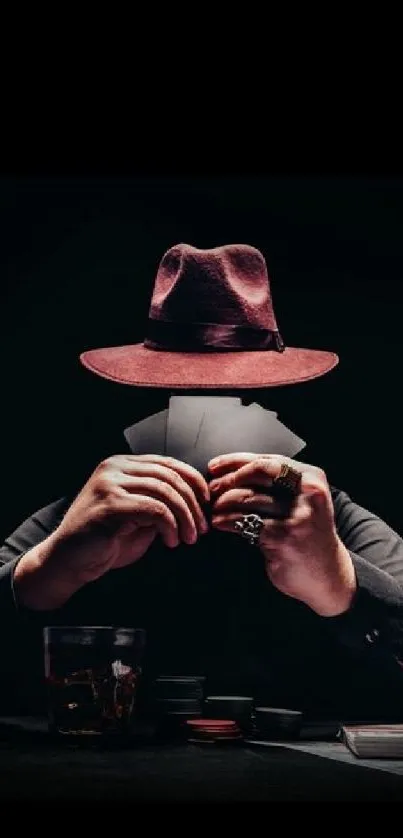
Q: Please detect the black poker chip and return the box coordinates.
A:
[154,677,205,700]
[252,706,303,740]
[204,696,254,731]
[205,695,254,706]
[204,696,254,716]
[155,698,203,715]
[157,676,206,685]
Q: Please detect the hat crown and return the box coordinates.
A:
[149,242,279,331]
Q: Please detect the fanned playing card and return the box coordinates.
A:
[195,402,277,450]
[123,410,168,455]
[122,400,304,477]
[166,396,242,462]
[192,403,306,474]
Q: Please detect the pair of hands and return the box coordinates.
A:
[15,453,357,616]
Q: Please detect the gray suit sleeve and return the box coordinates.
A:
[0,499,70,711]
[0,498,69,620]
[326,487,403,664]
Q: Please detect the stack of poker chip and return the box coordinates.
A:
[153,676,205,738]
[204,695,254,734]
[185,718,243,745]
[248,706,303,742]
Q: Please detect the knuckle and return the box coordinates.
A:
[143,495,161,513]
[302,473,327,495]
[107,495,123,514]
[255,457,271,473]
[95,475,113,498]
[99,493,122,517]
[164,468,189,494]
[150,467,194,505]
[299,506,313,523]
[309,464,327,481]
[151,499,172,521]
[153,478,186,510]
[106,485,124,508]
[144,475,163,491]
[312,483,329,501]
[97,455,122,472]
[140,476,168,498]
[95,473,123,504]
[163,456,192,476]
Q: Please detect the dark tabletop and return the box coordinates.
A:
[1,718,403,801]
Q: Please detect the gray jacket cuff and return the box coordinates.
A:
[323,551,403,656]
[0,555,25,620]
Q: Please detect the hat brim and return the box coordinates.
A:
[79,343,338,388]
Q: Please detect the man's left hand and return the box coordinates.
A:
[208,453,357,617]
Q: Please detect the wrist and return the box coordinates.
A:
[13,529,84,610]
[306,540,358,617]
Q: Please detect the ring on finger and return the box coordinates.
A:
[234,513,265,547]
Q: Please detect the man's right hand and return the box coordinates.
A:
[13,455,210,610]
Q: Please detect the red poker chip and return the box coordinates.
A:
[191,730,241,742]
[185,719,237,729]
[188,737,242,744]
[190,728,240,736]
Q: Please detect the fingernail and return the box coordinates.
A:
[209,480,219,490]
[187,531,198,545]
[200,518,209,534]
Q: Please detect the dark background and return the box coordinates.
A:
[1,175,402,542]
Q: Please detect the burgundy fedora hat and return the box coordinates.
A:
[80,243,338,389]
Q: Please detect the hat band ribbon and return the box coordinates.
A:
[144,318,285,353]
